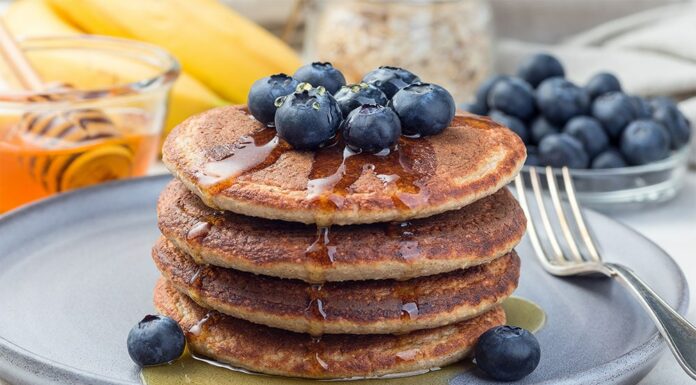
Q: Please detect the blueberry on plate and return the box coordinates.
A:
[247,74,299,127]
[585,72,622,100]
[342,104,401,153]
[127,315,185,367]
[293,62,346,94]
[487,77,536,121]
[333,82,389,118]
[474,325,541,382]
[475,75,510,110]
[538,133,590,168]
[525,146,540,166]
[629,95,652,119]
[592,148,628,169]
[517,53,565,88]
[390,82,455,137]
[459,101,488,116]
[362,66,420,98]
[651,100,692,149]
[563,116,609,158]
[530,116,559,145]
[275,83,343,150]
[490,110,529,144]
[536,78,590,126]
[620,119,671,165]
[591,92,637,140]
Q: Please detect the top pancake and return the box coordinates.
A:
[163,105,526,225]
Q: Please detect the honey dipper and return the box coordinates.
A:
[0,20,134,193]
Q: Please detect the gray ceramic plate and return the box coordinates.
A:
[0,176,688,385]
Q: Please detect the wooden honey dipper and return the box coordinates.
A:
[0,20,135,193]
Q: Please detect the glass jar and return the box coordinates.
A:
[0,36,179,212]
[304,0,493,102]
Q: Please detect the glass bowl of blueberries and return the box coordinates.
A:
[462,53,692,211]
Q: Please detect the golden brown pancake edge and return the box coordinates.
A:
[162,105,526,225]
[158,179,526,282]
[154,279,506,379]
[153,238,520,335]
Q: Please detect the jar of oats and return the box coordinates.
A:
[304,0,493,102]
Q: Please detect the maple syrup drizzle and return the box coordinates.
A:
[307,335,329,373]
[187,221,212,240]
[188,312,213,336]
[305,227,337,266]
[198,127,290,191]
[386,221,423,260]
[188,266,204,286]
[395,349,420,361]
[305,137,434,211]
[305,284,327,337]
[196,120,435,213]
[394,282,420,321]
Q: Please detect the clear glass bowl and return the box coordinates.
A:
[0,36,179,213]
[520,147,690,212]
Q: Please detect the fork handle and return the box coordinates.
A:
[607,262,696,379]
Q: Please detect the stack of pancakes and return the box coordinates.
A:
[155,105,527,379]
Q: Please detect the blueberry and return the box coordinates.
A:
[538,133,590,168]
[459,101,488,116]
[475,75,510,109]
[390,83,455,137]
[517,53,565,88]
[651,101,691,149]
[293,62,346,94]
[585,72,622,100]
[475,325,541,381]
[487,77,536,121]
[525,146,540,166]
[342,104,401,153]
[536,78,590,126]
[333,83,388,118]
[592,148,628,169]
[650,96,678,110]
[362,66,420,98]
[620,119,671,165]
[275,83,343,150]
[127,315,185,367]
[490,110,529,144]
[563,116,609,158]
[629,96,652,119]
[591,92,636,140]
[247,74,299,127]
[530,116,559,145]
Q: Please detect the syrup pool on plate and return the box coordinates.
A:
[141,297,545,385]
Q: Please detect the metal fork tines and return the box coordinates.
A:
[514,166,610,276]
[514,166,696,379]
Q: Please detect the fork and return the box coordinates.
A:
[514,166,696,379]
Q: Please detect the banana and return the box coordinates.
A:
[4,0,80,36]
[46,0,302,103]
[4,0,227,136]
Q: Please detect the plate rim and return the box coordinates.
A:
[0,175,689,385]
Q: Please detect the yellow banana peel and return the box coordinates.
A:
[46,0,302,103]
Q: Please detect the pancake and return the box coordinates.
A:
[154,279,506,379]
[162,105,526,225]
[153,238,519,335]
[158,180,526,282]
